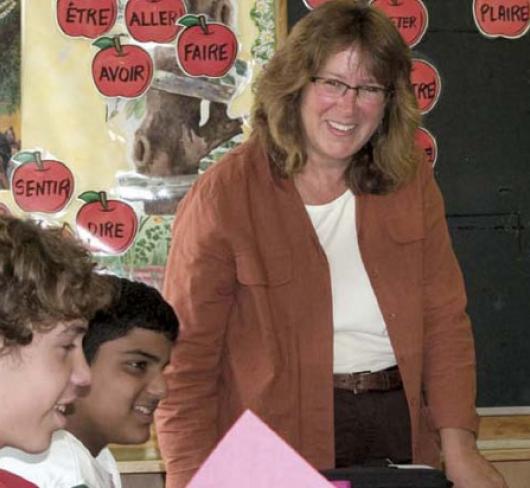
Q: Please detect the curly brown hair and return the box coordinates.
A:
[0,216,115,351]
[252,0,422,194]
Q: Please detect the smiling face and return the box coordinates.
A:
[0,321,90,452]
[67,328,172,455]
[300,46,387,171]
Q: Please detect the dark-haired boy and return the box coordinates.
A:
[0,277,179,488]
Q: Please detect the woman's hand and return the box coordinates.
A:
[440,428,507,488]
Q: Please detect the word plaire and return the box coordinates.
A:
[388,16,419,29]
[64,3,113,25]
[182,43,231,61]
[478,4,529,22]
[128,11,181,26]
[86,221,126,238]
[13,178,71,198]
[98,65,147,83]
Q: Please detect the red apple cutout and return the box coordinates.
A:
[11,151,75,213]
[473,0,530,39]
[371,0,429,47]
[76,191,138,255]
[410,58,441,114]
[92,36,154,98]
[125,0,187,43]
[176,15,238,78]
[56,0,117,39]
[302,0,333,10]
[415,127,438,166]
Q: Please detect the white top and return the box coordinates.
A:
[0,430,121,488]
[305,190,396,373]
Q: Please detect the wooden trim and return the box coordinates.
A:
[275,0,288,45]
[117,459,166,474]
[478,415,530,441]
[481,449,530,462]
[477,415,530,462]
[477,407,530,416]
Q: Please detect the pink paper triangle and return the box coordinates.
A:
[187,410,333,487]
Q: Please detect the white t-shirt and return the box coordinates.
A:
[0,430,121,488]
[305,190,397,373]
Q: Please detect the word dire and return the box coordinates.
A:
[182,43,230,61]
[14,178,71,198]
[65,3,113,25]
[412,81,436,99]
[479,4,529,22]
[389,16,418,28]
[128,10,180,26]
[99,65,147,82]
[87,221,125,238]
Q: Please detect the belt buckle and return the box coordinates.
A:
[351,371,368,394]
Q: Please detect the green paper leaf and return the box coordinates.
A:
[178,15,200,27]
[78,191,101,204]
[92,37,115,50]
[11,151,37,164]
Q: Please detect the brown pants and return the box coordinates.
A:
[334,386,412,467]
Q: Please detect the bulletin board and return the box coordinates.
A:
[1,0,277,290]
[4,0,529,409]
[287,0,530,410]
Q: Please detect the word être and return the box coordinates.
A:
[65,2,113,25]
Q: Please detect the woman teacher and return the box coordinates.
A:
[157,2,505,487]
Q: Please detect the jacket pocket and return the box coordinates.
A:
[235,249,292,286]
[383,213,425,287]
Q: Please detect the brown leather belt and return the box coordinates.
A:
[333,366,402,394]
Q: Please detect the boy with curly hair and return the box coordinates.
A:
[0,216,114,486]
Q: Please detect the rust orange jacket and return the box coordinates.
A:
[156,136,479,488]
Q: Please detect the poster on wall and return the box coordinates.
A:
[0,0,21,193]
[3,0,276,290]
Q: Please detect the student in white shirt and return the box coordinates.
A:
[0,276,179,488]
[0,216,113,488]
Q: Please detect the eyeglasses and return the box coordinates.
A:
[310,76,391,104]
